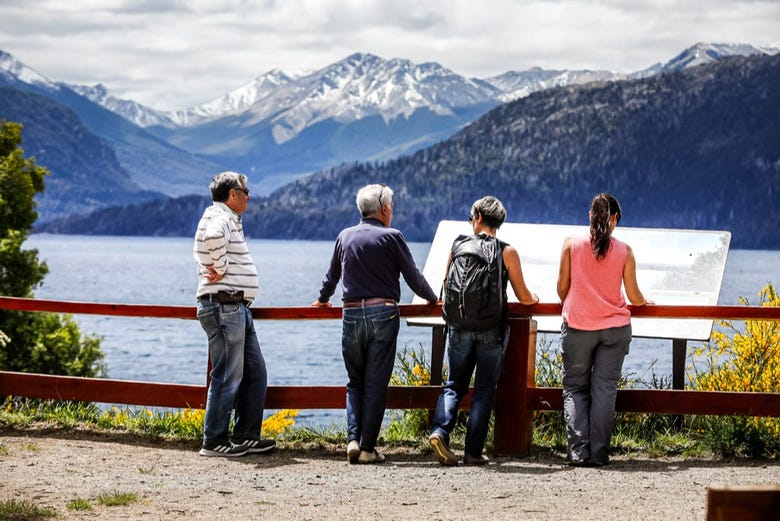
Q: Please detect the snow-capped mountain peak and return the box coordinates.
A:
[165,68,299,127]
[760,42,780,55]
[484,66,623,102]
[661,42,768,71]
[243,52,501,144]
[67,82,174,127]
[65,68,300,128]
[0,50,56,89]
[8,42,774,139]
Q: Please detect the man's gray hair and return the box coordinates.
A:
[471,195,507,229]
[356,184,393,217]
[210,171,247,202]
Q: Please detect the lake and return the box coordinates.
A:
[22,234,780,427]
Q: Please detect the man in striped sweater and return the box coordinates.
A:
[193,171,275,457]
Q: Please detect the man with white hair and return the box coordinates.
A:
[313,183,438,464]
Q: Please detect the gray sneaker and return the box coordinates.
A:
[198,442,248,457]
[357,449,386,464]
[347,440,361,464]
[429,433,458,466]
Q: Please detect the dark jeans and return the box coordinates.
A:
[342,303,400,452]
[431,324,508,458]
[197,300,267,446]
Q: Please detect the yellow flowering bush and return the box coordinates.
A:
[92,406,299,440]
[689,283,780,458]
[390,344,431,386]
[172,408,206,437]
[169,407,300,438]
[386,344,434,440]
[261,409,300,437]
[98,406,130,428]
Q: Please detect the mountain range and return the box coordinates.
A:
[38,53,780,249]
[3,42,776,223]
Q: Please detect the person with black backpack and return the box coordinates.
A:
[429,196,538,466]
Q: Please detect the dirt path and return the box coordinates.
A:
[2,429,778,520]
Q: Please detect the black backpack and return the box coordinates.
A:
[441,234,505,330]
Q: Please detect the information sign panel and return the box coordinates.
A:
[411,221,730,340]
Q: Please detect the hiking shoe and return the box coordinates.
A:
[347,440,361,464]
[357,450,386,464]
[235,439,276,454]
[198,442,248,457]
[429,433,458,466]
[464,453,489,466]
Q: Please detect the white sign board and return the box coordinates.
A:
[411,220,731,340]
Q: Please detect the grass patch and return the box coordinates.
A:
[66,498,92,511]
[96,491,138,507]
[0,498,58,519]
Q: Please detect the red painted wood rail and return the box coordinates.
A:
[1,296,778,456]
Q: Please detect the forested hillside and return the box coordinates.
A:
[0,87,162,220]
[40,55,780,249]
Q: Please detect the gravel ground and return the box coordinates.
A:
[2,429,779,520]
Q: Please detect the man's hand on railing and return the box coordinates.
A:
[311,299,332,308]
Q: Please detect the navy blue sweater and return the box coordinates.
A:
[318,218,438,304]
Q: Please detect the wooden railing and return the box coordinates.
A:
[1,296,779,456]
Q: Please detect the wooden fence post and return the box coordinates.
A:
[493,317,537,456]
[706,484,780,520]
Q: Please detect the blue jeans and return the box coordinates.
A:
[197,300,268,446]
[342,303,400,452]
[431,324,508,458]
[561,322,631,464]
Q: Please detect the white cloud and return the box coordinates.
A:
[1,0,777,110]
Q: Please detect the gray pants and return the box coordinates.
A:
[561,322,632,465]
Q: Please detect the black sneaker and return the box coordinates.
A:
[235,439,276,454]
[463,453,489,466]
[199,442,248,457]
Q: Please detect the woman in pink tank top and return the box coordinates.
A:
[556,193,650,466]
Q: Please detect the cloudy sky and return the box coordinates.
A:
[1,0,777,111]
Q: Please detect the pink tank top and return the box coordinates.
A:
[562,235,631,330]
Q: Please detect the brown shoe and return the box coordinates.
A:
[429,433,458,466]
[464,453,489,465]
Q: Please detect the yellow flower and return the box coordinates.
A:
[262,409,299,437]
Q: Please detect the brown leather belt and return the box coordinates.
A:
[342,298,397,308]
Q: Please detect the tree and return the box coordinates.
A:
[0,120,105,376]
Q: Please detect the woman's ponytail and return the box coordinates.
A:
[590,193,621,259]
